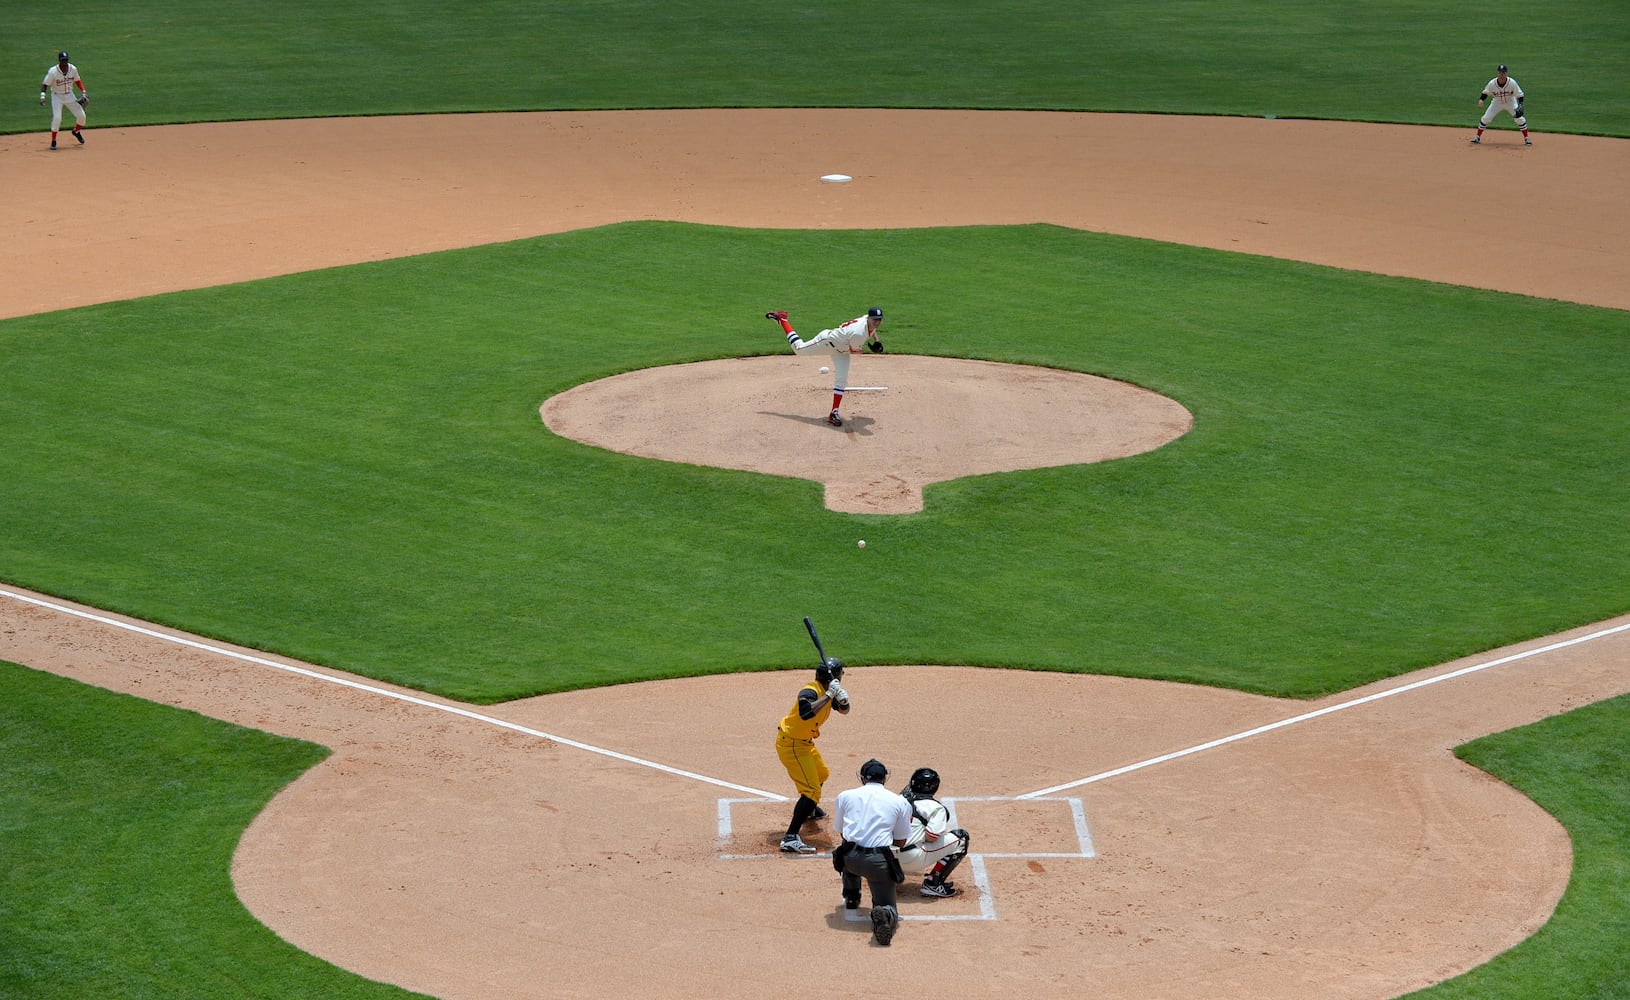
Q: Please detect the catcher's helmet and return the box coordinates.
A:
[815,656,844,685]
[58,51,70,62]
[867,306,884,321]
[859,758,889,784]
[906,767,941,798]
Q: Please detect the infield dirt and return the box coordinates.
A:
[2,110,1628,999]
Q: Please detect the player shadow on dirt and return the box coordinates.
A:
[757,411,877,435]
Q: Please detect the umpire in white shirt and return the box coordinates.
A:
[830,758,913,946]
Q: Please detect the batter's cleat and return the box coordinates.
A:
[1469,136,1481,144]
[765,310,788,322]
[779,835,816,854]
[921,881,958,898]
[843,895,860,910]
[827,409,844,427]
[810,806,828,820]
[74,130,84,144]
[871,905,898,946]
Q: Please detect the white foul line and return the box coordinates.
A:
[1017,619,1630,799]
[0,586,784,801]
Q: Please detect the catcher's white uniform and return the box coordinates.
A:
[41,58,88,138]
[896,795,969,877]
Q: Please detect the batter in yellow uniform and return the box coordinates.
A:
[775,658,850,853]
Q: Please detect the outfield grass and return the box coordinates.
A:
[3,224,1627,702]
[0,661,428,999]
[5,1,1628,135]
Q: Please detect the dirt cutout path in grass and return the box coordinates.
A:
[3,111,1630,999]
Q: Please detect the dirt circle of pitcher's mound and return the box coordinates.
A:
[541,355,1193,513]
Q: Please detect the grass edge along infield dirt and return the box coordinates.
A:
[0,661,432,999]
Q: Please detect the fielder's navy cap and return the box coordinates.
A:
[1498,64,1507,72]
[58,51,69,61]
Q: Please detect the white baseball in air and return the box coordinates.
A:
[819,366,830,373]
[858,540,866,548]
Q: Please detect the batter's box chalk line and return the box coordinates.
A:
[716,795,1095,922]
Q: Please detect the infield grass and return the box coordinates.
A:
[0,661,428,999]
[3,223,1627,702]
[4,1,1628,135]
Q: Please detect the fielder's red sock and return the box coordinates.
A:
[831,392,844,411]
[1475,126,1485,137]
[778,319,794,335]
[1521,128,1529,137]
[51,131,58,142]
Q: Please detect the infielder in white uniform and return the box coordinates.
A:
[40,51,89,150]
[895,767,971,898]
[766,307,884,427]
[1471,64,1529,145]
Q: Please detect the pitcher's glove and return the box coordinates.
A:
[867,339,885,354]
[76,95,88,107]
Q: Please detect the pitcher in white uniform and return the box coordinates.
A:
[766,307,885,427]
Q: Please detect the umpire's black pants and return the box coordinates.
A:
[841,845,899,912]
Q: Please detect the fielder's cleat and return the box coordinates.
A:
[780,835,816,854]
[74,130,84,144]
[1469,136,1480,144]
[765,310,788,322]
[921,881,959,898]
[1524,137,1532,145]
[828,409,844,427]
[50,140,57,149]
[871,905,898,946]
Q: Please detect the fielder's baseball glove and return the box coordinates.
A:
[76,96,88,107]
[867,339,885,354]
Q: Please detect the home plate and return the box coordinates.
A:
[820,174,853,183]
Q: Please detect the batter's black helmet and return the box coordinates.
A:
[906,767,941,798]
[859,758,889,784]
[867,307,883,321]
[58,51,70,62]
[816,657,844,684]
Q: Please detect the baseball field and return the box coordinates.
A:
[3,4,1630,998]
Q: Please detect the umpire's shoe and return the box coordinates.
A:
[871,905,898,946]
[779,834,816,854]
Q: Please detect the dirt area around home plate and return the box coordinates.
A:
[2,110,1629,999]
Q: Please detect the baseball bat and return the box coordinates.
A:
[803,616,828,664]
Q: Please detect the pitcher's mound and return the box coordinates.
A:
[541,355,1192,513]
